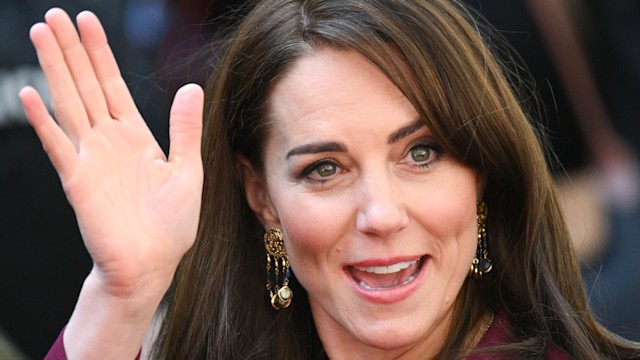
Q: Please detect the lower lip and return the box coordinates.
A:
[345,256,429,304]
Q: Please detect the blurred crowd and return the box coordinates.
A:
[1,0,638,358]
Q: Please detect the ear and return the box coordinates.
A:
[236,155,280,228]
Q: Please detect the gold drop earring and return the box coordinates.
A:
[470,201,493,278]
[264,228,293,310]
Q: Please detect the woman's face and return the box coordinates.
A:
[244,47,482,358]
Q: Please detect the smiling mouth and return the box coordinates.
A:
[349,256,426,290]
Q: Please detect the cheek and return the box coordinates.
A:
[273,191,352,279]
[426,210,477,285]
[409,183,478,308]
[409,172,479,267]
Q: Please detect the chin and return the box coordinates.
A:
[351,319,434,351]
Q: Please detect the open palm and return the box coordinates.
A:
[19,9,204,298]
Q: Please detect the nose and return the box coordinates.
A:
[355,171,409,238]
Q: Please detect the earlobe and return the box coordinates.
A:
[236,155,280,227]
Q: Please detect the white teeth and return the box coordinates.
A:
[358,273,418,290]
[354,260,417,274]
[358,281,374,290]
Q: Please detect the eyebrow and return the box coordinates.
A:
[387,119,426,144]
[286,142,347,159]
[285,119,426,159]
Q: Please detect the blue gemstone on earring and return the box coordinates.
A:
[479,258,493,273]
[285,268,292,279]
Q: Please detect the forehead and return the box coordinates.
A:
[267,47,418,138]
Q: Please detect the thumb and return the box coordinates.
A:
[168,83,204,166]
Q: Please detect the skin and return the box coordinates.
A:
[20,9,203,358]
[243,48,485,359]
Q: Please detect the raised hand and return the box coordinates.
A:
[19,8,204,357]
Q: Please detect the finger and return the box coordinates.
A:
[31,21,90,145]
[20,86,78,180]
[45,8,110,126]
[168,84,204,166]
[76,11,139,121]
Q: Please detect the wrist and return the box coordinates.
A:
[62,269,172,359]
[84,265,175,307]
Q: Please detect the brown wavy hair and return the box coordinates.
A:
[156,0,640,358]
